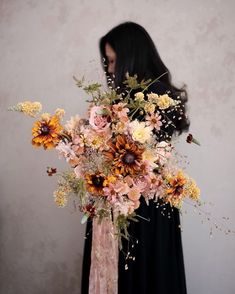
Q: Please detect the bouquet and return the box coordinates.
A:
[9,74,201,243]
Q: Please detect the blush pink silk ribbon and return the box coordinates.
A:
[89,216,119,294]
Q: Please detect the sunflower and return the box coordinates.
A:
[104,134,144,176]
[32,115,63,149]
[85,172,115,196]
[165,171,187,197]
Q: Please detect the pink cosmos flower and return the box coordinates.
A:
[89,106,111,132]
[112,103,129,122]
[145,112,162,130]
[149,173,162,190]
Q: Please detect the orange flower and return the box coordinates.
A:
[85,172,115,196]
[165,171,187,197]
[104,134,144,176]
[32,115,63,149]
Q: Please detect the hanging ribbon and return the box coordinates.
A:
[89,216,119,294]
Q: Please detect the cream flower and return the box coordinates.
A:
[129,120,152,144]
[142,149,158,167]
[112,121,128,134]
[156,94,176,110]
[40,112,51,121]
[55,108,65,118]
[134,92,145,101]
[144,102,155,114]
[147,93,159,101]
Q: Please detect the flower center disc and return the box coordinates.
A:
[40,125,50,135]
[123,152,136,164]
[91,175,104,187]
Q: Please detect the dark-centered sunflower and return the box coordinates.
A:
[32,115,63,149]
[85,172,115,196]
[104,134,144,176]
[165,171,187,197]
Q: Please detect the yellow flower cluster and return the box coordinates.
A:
[164,171,200,209]
[185,179,200,201]
[53,184,71,207]
[17,101,42,117]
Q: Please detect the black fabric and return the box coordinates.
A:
[81,81,187,294]
[118,198,187,294]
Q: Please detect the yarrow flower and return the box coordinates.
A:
[53,181,71,207]
[8,101,42,117]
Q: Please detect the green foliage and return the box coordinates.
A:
[115,213,139,250]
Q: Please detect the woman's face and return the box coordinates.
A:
[105,43,116,75]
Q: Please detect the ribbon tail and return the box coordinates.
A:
[89,216,119,294]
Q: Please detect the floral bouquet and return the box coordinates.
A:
[9,74,200,242]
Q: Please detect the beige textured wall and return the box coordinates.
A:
[1,0,235,293]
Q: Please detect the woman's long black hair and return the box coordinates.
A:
[99,21,189,134]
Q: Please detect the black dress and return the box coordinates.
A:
[81,81,187,294]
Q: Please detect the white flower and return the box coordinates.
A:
[129,120,152,144]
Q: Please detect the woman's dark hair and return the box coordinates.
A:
[99,21,189,134]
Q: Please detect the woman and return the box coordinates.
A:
[82,21,189,294]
